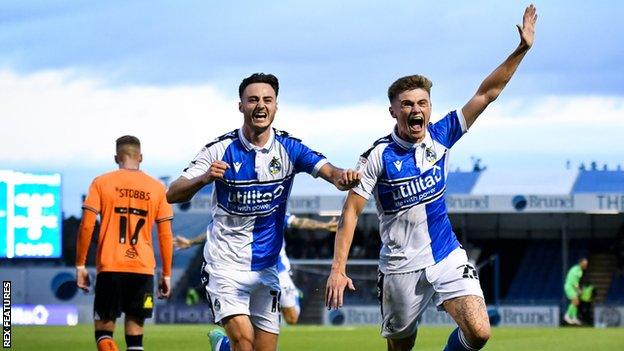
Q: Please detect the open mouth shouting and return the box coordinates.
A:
[252,109,268,123]
[407,114,424,133]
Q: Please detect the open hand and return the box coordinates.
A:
[174,236,192,250]
[517,4,537,48]
[325,217,339,232]
[325,270,356,309]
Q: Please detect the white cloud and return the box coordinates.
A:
[452,95,624,170]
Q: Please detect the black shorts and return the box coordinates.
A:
[94,272,154,321]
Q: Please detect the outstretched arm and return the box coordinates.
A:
[317,163,361,191]
[290,216,338,232]
[174,233,206,249]
[325,191,367,309]
[462,4,537,128]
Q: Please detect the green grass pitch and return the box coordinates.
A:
[11,324,624,350]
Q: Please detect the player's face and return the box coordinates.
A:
[580,259,588,270]
[239,83,278,133]
[389,88,431,143]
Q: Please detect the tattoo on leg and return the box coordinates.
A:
[446,296,489,342]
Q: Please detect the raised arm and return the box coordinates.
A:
[462,4,537,128]
[325,191,368,309]
[166,160,229,203]
[316,163,361,191]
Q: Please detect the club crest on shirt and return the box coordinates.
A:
[214,298,221,311]
[269,157,282,174]
[425,147,437,163]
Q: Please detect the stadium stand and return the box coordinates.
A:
[572,170,624,193]
[29,168,623,323]
[505,240,563,304]
[446,171,481,194]
[606,274,624,303]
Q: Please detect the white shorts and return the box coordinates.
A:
[378,247,484,339]
[204,264,281,334]
[278,270,299,309]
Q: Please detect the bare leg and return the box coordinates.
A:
[387,332,417,351]
[443,295,491,349]
[253,326,278,351]
[95,319,116,332]
[281,306,299,325]
[124,315,144,335]
[222,314,255,351]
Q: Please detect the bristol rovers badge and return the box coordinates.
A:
[269,157,282,174]
[425,147,437,163]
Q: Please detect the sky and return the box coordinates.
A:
[1,0,623,216]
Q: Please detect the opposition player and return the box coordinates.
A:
[326,5,537,351]
[173,213,337,326]
[166,73,360,351]
[76,135,174,351]
[563,257,589,325]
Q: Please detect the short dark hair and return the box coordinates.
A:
[239,73,279,98]
[116,135,141,151]
[387,75,433,102]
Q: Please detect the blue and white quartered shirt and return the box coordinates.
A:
[181,128,327,271]
[353,110,468,274]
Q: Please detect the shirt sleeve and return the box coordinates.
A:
[75,209,97,267]
[352,147,384,200]
[156,188,174,223]
[82,179,101,214]
[181,145,219,180]
[156,220,173,277]
[290,140,328,177]
[428,109,468,148]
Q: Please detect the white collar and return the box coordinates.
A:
[238,127,275,152]
[391,125,432,150]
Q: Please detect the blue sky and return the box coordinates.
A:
[1,1,623,216]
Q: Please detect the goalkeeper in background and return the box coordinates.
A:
[563,257,588,325]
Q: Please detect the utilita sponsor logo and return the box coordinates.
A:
[391,165,442,201]
[228,186,284,205]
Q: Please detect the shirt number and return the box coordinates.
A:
[114,207,148,245]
